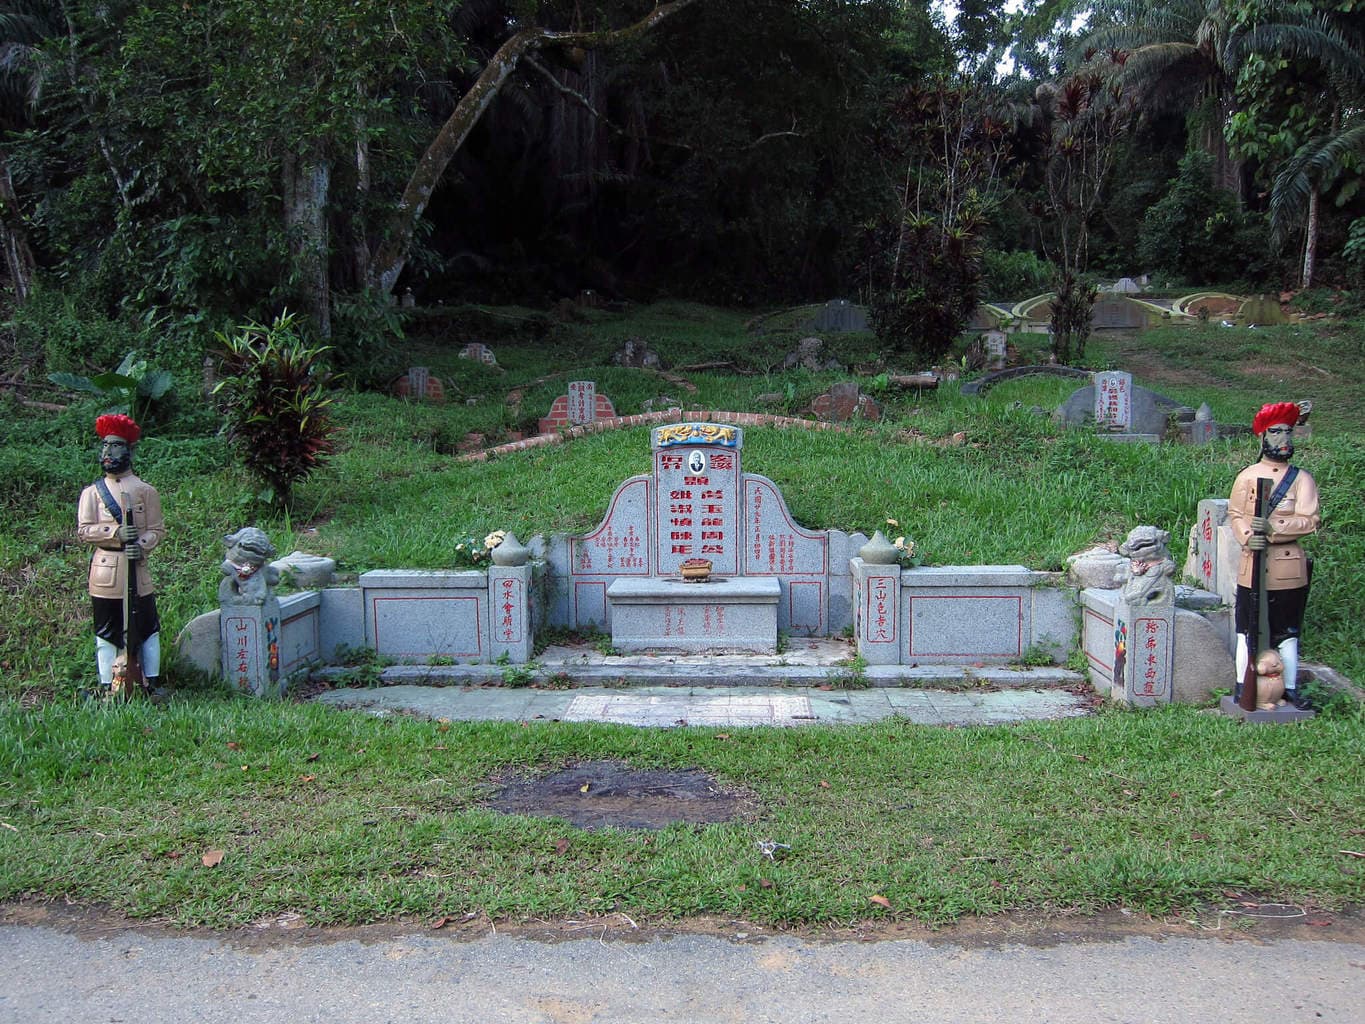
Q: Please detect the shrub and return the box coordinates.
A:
[211,312,336,507]
[980,250,1055,298]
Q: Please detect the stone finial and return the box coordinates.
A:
[1117,526,1176,606]
[219,527,281,605]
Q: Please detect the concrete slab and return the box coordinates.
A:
[313,683,1095,728]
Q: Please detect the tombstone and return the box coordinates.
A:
[539,383,618,433]
[1091,296,1147,330]
[982,329,1008,370]
[393,367,444,402]
[1093,371,1132,431]
[1190,403,1217,444]
[611,338,662,369]
[459,342,498,366]
[400,288,416,309]
[1238,295,1289,326]
[553,423,831,641]
[1058,379,1192,440]
[782,337,843,373]
[811,299,869,333]
[1112,277,1142,294]
[810,381,880,423]
[1113,526,1177,706]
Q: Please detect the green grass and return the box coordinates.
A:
[1,698,1361,927]
[3,301,1363,928]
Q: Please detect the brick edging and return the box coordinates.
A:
[457,409,859,462]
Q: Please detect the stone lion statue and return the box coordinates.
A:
[1118,525,1176,606]
[219,527,280,605]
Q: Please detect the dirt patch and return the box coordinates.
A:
[486,760,753,830]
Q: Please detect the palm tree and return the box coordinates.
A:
[0,1,60,303]
[1082,0,1360,204]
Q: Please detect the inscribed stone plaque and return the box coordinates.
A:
[570,476,650,576]
[907,595,1022,658]
[567,380,597,425]
[370,594,484,659]
[651,423,742,577]
[1092,297,1145,329]
[1094,371,1133,430]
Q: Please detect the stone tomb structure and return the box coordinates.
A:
[539,381,618,433]
[541,423,829,653]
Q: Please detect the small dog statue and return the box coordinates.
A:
[219,527,280,605]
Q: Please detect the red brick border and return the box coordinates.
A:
[457,409,859,462]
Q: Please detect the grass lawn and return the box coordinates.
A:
[2,301,1362,927]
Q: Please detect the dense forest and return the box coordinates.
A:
[1,0,1362,377]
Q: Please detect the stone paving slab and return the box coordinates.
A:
[312,684,1094,728]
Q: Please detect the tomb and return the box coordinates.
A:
[543,422,833,652]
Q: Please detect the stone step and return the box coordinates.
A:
[312,638,1086,691]
[313,684,1096,728]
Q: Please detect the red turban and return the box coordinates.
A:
[95,413,141,443]
[1252,402,1300,435]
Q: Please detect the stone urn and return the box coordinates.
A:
[858,530,900,565]
[490,531,530,567]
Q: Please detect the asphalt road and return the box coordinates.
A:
[3,905,1363,1023]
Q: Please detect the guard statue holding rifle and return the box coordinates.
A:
[1227,402,1320,709]
[77,414,166,697]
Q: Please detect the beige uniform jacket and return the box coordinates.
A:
[77,473,165,598]
[1227,459,1320,590]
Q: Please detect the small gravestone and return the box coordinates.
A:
[811,299,869,333]
[539,383,617,433]
[782,337,843,372]
[459,342,498,366]
[400,288,416,309]
[810,381,880,422]
[393,367,444,402]
[611,337,662,369]
[1094,371,1132,431]
[1190,403,1217,444]
[983,329,1008,370]
[1057,378,1192,441]
[1112,277,1142,294]
[1238,295,1288,326]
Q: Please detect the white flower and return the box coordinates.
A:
[894,536,905,548]
[484,530,506,550]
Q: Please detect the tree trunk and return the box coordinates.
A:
[368,0,703,295]
[0,152,36,304]
[1301,185,1319,290]
[283,149,332,338]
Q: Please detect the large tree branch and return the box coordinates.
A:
[370,0,703,294]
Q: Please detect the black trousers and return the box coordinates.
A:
[1234,585,1307,649]
[92,595,160,649]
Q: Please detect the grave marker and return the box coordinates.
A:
[1094,371,1132,431]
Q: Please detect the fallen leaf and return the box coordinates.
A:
[298,774,316,783]
[226,741,240,750]
[430,916,448,930]
[869,894,892,909]
[306,753,320,762]
[165,851,182,860]
[759,878,774,889]
[437,722,451,733]
[819,780,831,789]
[1306,917,1333,927]
[240,765,250,772]
[1210,788,1226,798]
[715,733,731,740]
[201,850,224,868]
[1190,832,1209,841]
[554,839,570,856]
[580,783,590,794]
[736,885,747,893]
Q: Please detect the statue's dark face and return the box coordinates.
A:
[100,435,132,475]
[1261,423,1294,463]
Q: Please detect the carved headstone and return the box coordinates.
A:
[218,527,282,698]
[1094,371,1133,431]
[459,342,498,366]
[611,338,662,369]
[539,383,617,433]
[811,299,869,333]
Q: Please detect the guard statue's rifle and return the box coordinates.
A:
[1238,478,1270,712]
[111,489,143,698]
